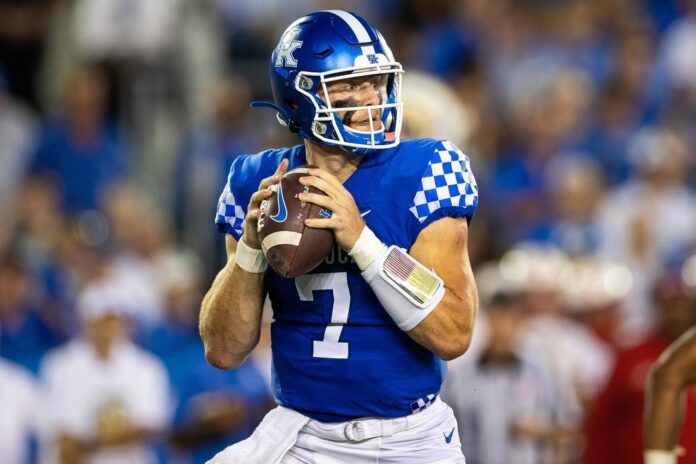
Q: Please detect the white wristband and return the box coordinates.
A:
[234,237,268,273]
[349,226,387,271]
[644,450,677,464]
[353,226,445,331]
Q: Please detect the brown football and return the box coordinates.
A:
[257,165,336,278]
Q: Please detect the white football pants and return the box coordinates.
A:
[280,397,466,464]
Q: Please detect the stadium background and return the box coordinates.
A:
[1,0,696,463]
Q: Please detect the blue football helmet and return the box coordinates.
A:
[253,10,404,155]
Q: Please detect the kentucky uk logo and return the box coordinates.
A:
[270,182,288,222]
[275,28,303,68]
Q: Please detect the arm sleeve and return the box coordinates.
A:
[408,140,478,236]
[214,158,247,241]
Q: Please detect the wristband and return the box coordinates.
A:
[353,226,445,331]
[234,237,268,273]
[644,450,677,464]
[349,226,387,271]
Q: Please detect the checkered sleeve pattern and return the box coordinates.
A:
[214,181,245,238]
[409,140,478,223]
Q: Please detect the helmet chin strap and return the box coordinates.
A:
[251,100,304,134]
[251,101,293,124]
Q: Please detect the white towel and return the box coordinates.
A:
[206,406,310,464]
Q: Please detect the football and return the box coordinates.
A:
[257,165,336,277]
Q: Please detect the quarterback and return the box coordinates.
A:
[200,10,479,464]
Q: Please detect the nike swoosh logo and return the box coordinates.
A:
[443,427,455,444]
[270,182,288,222]
[360,209,371,217]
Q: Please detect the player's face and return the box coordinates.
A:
[319,74,388,132]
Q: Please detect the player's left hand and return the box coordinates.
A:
[298,168,364,251]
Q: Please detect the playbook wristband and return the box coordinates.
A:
[644,450,677,464]
[234,237,268,273]
[349,226,445,331]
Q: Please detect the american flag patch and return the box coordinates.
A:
[382,247,442,306]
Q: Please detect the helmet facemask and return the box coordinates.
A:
[295,63,403,154]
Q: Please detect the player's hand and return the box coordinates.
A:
[243,159,289,249]
[298,168,364,251]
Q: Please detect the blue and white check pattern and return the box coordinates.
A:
[215,182,245,237]
[409,393,436,413]
[409,140,478,223]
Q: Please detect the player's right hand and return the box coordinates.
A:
[243,159,289,249]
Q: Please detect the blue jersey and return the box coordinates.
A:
[215,138,478,422]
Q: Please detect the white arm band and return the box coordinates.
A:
[644,450,677,464]
[234,237,268,273]
[349,226,445,331]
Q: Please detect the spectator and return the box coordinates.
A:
[143,251,271,463]
[547,157,606,256]
[595,126,696,337]
[173,75,258,274]
[143,250,204,387]
[488,70,594,245]
[39,280,170,464]
[0,353,39,464]
[31,65,127,213]
[9,177,73,338]
[503,245,614,415]
[558,257,632,351]
[0,254,62,374]
[442,287,561,464]
[406,0,476,77]
[107,200,185,327]
[578,82,643,184]
[582,268,696,464]
[660,1,696,94]
[0,66,38,247]
[73,0,177,65]
[655,0,696,141]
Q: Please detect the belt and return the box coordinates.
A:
[302,396,444,442]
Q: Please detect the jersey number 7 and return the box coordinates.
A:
[295,273,350,359]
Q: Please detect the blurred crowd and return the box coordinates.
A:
[2,0,696,463]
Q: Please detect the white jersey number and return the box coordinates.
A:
[295,273,350,359]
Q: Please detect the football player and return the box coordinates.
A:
[644,326,696,464]
[200,10,479,464]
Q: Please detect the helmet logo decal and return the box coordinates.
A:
[270,182,288,222]
[366,54,379,64]
[275,28,303,68]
